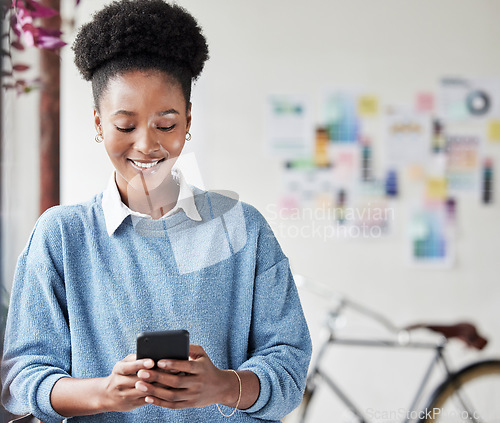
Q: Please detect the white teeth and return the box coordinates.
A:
[132,160,160,169]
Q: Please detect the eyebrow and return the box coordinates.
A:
[111,109,180,116]
[158,109,179,116]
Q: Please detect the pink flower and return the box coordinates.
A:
[12,0,58,19]
[10,7,32,38]
[11,0,66,50]
[36,27,66,49]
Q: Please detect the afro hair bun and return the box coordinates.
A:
[72,0,209,81]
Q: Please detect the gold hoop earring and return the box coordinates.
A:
[185,132,191,141]
[95,126,104,143]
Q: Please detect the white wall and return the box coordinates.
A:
[2,52,40,293]
[5,0,500,419]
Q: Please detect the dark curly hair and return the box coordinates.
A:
[72,0,209,111]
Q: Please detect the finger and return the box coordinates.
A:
[109,375,151,405]
[144,395,192,409]
[157,358,197,374]
[137,369,192,389]
[115,358,155,375]
[123,353,137,362]
[115,372,143,386]
[119,384,149,401]
[157,344,209,373]
[135,381,193,404]
[188,344,206,360]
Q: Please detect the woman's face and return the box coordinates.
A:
[94,70,191,202]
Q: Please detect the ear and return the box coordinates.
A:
[94,109,102,132]
[186,102,192,133]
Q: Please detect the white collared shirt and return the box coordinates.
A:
[101,168,202,236]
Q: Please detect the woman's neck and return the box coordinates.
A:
[118,173,180,220]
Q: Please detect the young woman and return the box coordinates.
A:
[1,1,311,422]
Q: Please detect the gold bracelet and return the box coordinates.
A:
[216,369,242,417]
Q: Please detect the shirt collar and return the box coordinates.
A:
[102,167,202,236]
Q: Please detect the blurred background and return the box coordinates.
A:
[2,0,500,421]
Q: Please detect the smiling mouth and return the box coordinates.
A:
[129,159,165,170]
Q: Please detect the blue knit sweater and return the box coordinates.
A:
[1,188,312,422]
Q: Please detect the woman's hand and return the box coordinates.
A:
[135,345,248,409]
[51,354,156,417]
[101,354,156,412]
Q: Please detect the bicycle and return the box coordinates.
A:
[288,279,500,423]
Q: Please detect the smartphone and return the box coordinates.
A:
[136,329,189,364]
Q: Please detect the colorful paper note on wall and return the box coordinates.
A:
[265,94,313,159]
[314,128,330,167]
[358,95,379,117]
[280,160,335,211]
[330,144,361,188]
[445,135,481,194]
[440,78,500,121]
[385,110,432,167]
[488,120,500,142]
[408,204,455,268]
[426,178,447,200]
[407,164,426,182]
[416,92,435,113]
[324,90,360,142]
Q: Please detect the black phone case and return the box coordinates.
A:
[136,329,189,363]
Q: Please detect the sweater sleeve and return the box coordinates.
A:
[238,214,312,421]
[1,212,71,423]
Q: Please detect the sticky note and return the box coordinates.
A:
[488,120,500,142]
[416,92,435,113]
[407,164,425,181]
[426,178,447,200]
[358,96,379,117]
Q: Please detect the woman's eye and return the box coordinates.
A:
[115,126,135,133]
[157,124,175,132]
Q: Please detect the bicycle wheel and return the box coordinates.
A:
[422,359,500,422]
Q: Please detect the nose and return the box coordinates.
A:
[133,128,160,155]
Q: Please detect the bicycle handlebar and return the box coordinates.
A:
[296,276,401,333]
[296,276,488,350]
